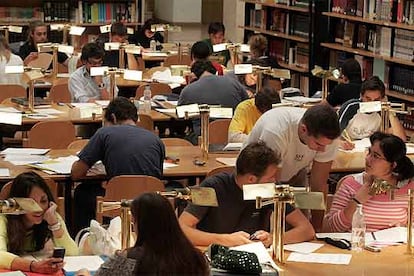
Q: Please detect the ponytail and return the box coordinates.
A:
[394,156,414,181]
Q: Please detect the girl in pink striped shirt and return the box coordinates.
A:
[324,132,414,232]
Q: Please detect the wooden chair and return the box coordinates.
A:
[23,121,76,149]
[162,55,192,67]
[49,82,71,103]
[322,176,347,232]
[135,83,172,99]
[209,119,232,145]
[136,114,154,133]
[0,84,26,103]
[161,138,193,147]
[207,166,235,177]
[0,178,65,220]
[67,139,89,151]
[96,175,165,223]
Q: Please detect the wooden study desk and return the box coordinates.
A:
[279,244,413,276]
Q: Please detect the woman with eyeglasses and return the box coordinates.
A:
[324,132,414,232]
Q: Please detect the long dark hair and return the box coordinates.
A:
[129,193,209,275]
[6,172,55,254]
[370,131,414,181]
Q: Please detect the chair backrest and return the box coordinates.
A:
[49,82,71,103]
[0,178,65,219]
[135,83,172,99]
[208,119,232,145]
[161,138,193,147]
[67,139,89,151]
[96,175,165,223]
[0,84,26,103]
[163,55,192,67]
[136,56,145,71]
[27,53,53,69]
[207,166,235,177]
[24,121,76,149]
[136,114,154,132]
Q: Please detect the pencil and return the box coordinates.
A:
[342,130,353,143]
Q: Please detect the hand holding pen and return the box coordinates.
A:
[341,130,355,150]
[250,230,272,248]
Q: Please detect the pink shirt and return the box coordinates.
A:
[325,173,414,232]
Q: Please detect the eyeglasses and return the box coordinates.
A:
[367,147,387,161]
[87,58,103,66]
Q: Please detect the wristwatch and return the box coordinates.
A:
[97,82,106,89]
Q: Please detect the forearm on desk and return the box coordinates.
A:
[0,251,18,269]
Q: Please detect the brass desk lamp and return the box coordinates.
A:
[311,66,341,100]
[37,43,74,78]
[0,198,43,215]
[151,24,182,44]
[243,183,325,264]
[97,187,218,249]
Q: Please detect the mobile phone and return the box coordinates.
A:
[52,247,66,259]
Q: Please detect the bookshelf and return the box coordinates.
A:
[320,0,414,135]
[240,0,329,96]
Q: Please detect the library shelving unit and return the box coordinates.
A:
[240,0,329,96]
[320,1,414,137]
[0,0,146,44]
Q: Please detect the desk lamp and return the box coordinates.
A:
[104,42,142,69]
[0,198,43,215]
[5,65,45,112]
[50,24,85,46]
[212,42,250,66]
[37,42,75,78]
[0,25,23,43]
[151,24,182,44]
[234,64,290,95]
[97,187,218,249]
[311,66,341,100]
[243,183,325,264]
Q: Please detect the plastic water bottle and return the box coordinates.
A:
[351,204,366,252]
[150,39,156,51]
[143,85,152,114]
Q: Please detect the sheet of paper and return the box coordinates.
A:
[372,226,406,243]
[0,271,26,276]
[25,114,58,119]
[0,111,22,125]
[0,168,10,177]
[283,96,322,103]
[4,154,49,165]
[210,107,233,119]
[29,156,79,174]
[284,242,324,254]
[63,255,104,272]
[231,242,279,270]
[339,138,371,153]
[223,142,242,151]
[142,52,168,57]
[34,108,65,115]
[57,73,71,78]
[0,148,49,155]
[287,252,352,265]
[95,100,110,107]
[216,157,236,166]
[155,108,176,114]
[163,162,179,169]
[0,107,21,113]
[406,143,414,154]
[70,103,99,108]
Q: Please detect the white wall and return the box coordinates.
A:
[223,0,244,43]
[154,0,202,23]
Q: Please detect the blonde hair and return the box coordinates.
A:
[0,35,11,62]
[248,34,267,58]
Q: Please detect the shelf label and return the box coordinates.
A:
[100,24,111,33]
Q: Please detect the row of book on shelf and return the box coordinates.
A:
[333,19,414,60]
[332,0,414,24]
[249,7,310,38]
[263,0,310,7]
[76,1,139,24]
[268,40,309,70]
[0,7,42,23]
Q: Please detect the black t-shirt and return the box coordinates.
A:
[78,125,165,179]
[18,41,68,64]
[130,31,164,49]
[326,81,362,107]
[103,51,130,68]
[185,172,294,235]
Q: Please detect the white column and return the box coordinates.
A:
[223,0,245,43]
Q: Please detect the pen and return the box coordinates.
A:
[249,232,258,240]
[341,129,353,144]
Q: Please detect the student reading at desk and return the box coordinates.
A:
[228,86,280,143]
[71,97,165,234]
[18,21,69,68]
[202,22,231,67]
[324,132,414,232]
[101,22,140,70]
[338,76,406,150]
[69,43,118,103]
[191,41,224,75]
[95,193,209,276]
[0,172,78,274]
[179,142,315,247]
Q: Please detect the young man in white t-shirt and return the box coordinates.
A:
[244,104,341,229]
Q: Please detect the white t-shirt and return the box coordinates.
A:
[0,53,23,85]
[245,107,338,182]
[345,111,381,140]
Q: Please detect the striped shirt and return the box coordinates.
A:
[325,172,414,232]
